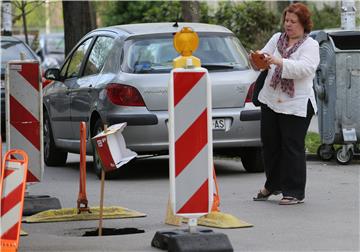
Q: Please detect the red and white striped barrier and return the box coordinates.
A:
[168,68,213,218]
[0,149,29,251]
[6,61,43,182]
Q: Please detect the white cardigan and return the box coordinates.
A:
[258,32,320,117]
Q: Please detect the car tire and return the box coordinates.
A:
[43,112,68,166]
[91,119,105,179]
[240,147,264,173]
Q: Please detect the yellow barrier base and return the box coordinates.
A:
[23,206,146,223]
[183,211,253,229]
[164,200,182,226]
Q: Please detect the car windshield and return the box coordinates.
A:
[1,40,35,68]
[122,34,249,73]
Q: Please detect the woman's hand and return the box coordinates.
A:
[265,54,283,67]
[248,50,260,71]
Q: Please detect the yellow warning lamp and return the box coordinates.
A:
[173,27,201,68]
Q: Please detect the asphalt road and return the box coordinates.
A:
[16,152,359,252]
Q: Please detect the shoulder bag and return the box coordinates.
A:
[252,69,268,107]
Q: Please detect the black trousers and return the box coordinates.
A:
[260,101,314,200]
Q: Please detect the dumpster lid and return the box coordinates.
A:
[328,31,360,50]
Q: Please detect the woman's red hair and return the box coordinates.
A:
[283,3,313,34]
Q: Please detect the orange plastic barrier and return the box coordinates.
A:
[0,150,29,252]
[77,122,90,214]
[0,135,2,177]
[211,168,220,212]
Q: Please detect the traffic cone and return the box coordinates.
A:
[211,168,220,212]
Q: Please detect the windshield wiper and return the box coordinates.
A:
[201,64,235,70]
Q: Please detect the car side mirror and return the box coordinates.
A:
[44,68,60,81]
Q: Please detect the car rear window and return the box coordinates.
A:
[122,34,249,73]
[1,40,35,63]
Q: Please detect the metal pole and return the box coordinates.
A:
[1,0,12,36]
[188,218,198,234]
[341,0,356,30]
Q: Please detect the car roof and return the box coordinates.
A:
[93,22,233,37]
[1,35,23,42]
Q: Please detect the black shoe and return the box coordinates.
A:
[253,189,281,201]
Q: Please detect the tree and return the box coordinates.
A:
[181,1,200,22]
[10,0,44,44]
[62,1,96,56]
[96,1,278,51]
[97,1,182,27]
[97,1,212,27]
[1,1,12,35]
[309,2,341,30]
[212,1,279,51]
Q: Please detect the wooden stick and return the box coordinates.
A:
[98,169,105,236]
[98,124,107,236]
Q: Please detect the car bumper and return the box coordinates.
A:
[240,108,261,121]
[107,114,158,126]
[108,103,261,154]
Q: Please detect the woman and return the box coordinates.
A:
[249,3,320,205]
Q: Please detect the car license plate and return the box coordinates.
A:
[212,118,226,130]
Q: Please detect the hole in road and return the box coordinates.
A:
[82,227,145,237]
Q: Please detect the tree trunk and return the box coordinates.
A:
[62,1,96,56]
[2,0,12,36]
[181,1,200,22]
[21,0,28,45]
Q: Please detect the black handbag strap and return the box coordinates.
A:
[252,70,268,107]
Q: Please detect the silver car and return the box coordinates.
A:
[43,22,262,177]
[1,36,39,138]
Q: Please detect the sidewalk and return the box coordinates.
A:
[18,156,360,252]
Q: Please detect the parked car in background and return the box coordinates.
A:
[12,33,39,52]
[1,36,40,139]
[43,22,262,177]
[37,33,65,70]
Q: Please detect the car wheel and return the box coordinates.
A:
[91,119,104,179]
[43,112,68,166]
[240,147,264,173]
[317,144,334,161]
[335,147,353,165]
